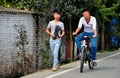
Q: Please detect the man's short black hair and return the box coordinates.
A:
[53,9,61,14]
[82,9,90,14]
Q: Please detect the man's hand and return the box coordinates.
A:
[72,32,77,36]
[50,33,55,38]
[92,34,97,38]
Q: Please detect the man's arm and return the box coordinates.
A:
[59,30,65,38]
[46,28,55,38]
[93,17,97,38]
[93,29,97,38]
[73,27,81,35]
[59,23,65,38]
[46,28,51,35]
[73,17,82,35]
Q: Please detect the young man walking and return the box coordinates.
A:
[46,10,65,71]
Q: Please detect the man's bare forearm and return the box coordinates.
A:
[93,29,97,37]
[46,28,51,35]
[61,30,65,36]
[75,27,81,34]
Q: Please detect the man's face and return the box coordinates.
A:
[54,13,61,20]
[82,11,90,20]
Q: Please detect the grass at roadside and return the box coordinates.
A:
[97,47,119,53]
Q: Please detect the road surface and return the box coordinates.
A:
[21,50,120,78]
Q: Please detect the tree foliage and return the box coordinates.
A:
[93,0,120,21]
[0,0,120,55]
[0,0,36,10]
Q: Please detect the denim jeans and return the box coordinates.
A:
[50,39,61,68]
[75,32,97,60]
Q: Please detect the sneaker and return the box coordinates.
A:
[56,64,60,69]
[52,68,58,71]
[75,53,81,59]
[93,62,97,66]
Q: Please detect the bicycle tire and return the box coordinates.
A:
[88,49,94,69]
[80,46,85,73]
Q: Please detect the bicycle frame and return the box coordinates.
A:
[80,36,93,73]
[81,37,91,51]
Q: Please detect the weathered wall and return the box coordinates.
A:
[0,11,36,77]
[0,8,67,77]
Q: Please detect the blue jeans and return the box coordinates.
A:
[75,32,97,60]
[50,39,61,68]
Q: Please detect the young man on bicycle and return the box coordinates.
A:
[73,9,97,66]
[46,10,65,71]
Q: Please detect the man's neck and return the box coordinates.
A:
[85,16,91,23]
[54,19,59,23]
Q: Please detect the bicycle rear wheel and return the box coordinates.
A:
[88,49,93,69]
[80,46,85,73]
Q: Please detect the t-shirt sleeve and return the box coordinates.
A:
[47,21,51,29]
[61,23,64,30]
[78,17,83,28]
[93,17,97,29]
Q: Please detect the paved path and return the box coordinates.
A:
[21,50,120,78]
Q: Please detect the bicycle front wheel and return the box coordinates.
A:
[88,49,93,69]
[80,46,85,73]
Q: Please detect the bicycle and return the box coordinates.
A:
[80,36,94,73]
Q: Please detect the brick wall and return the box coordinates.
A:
[0,11,36,77]
[0,8,67,77]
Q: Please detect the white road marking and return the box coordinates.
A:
[45,52,120,78]
[96,52,120,62]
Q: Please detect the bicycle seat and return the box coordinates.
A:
[84,36,92,38]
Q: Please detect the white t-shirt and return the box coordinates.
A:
[78,16,97,32]
[47,20,64,41]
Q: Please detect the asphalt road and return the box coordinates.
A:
[21,50,120,78]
